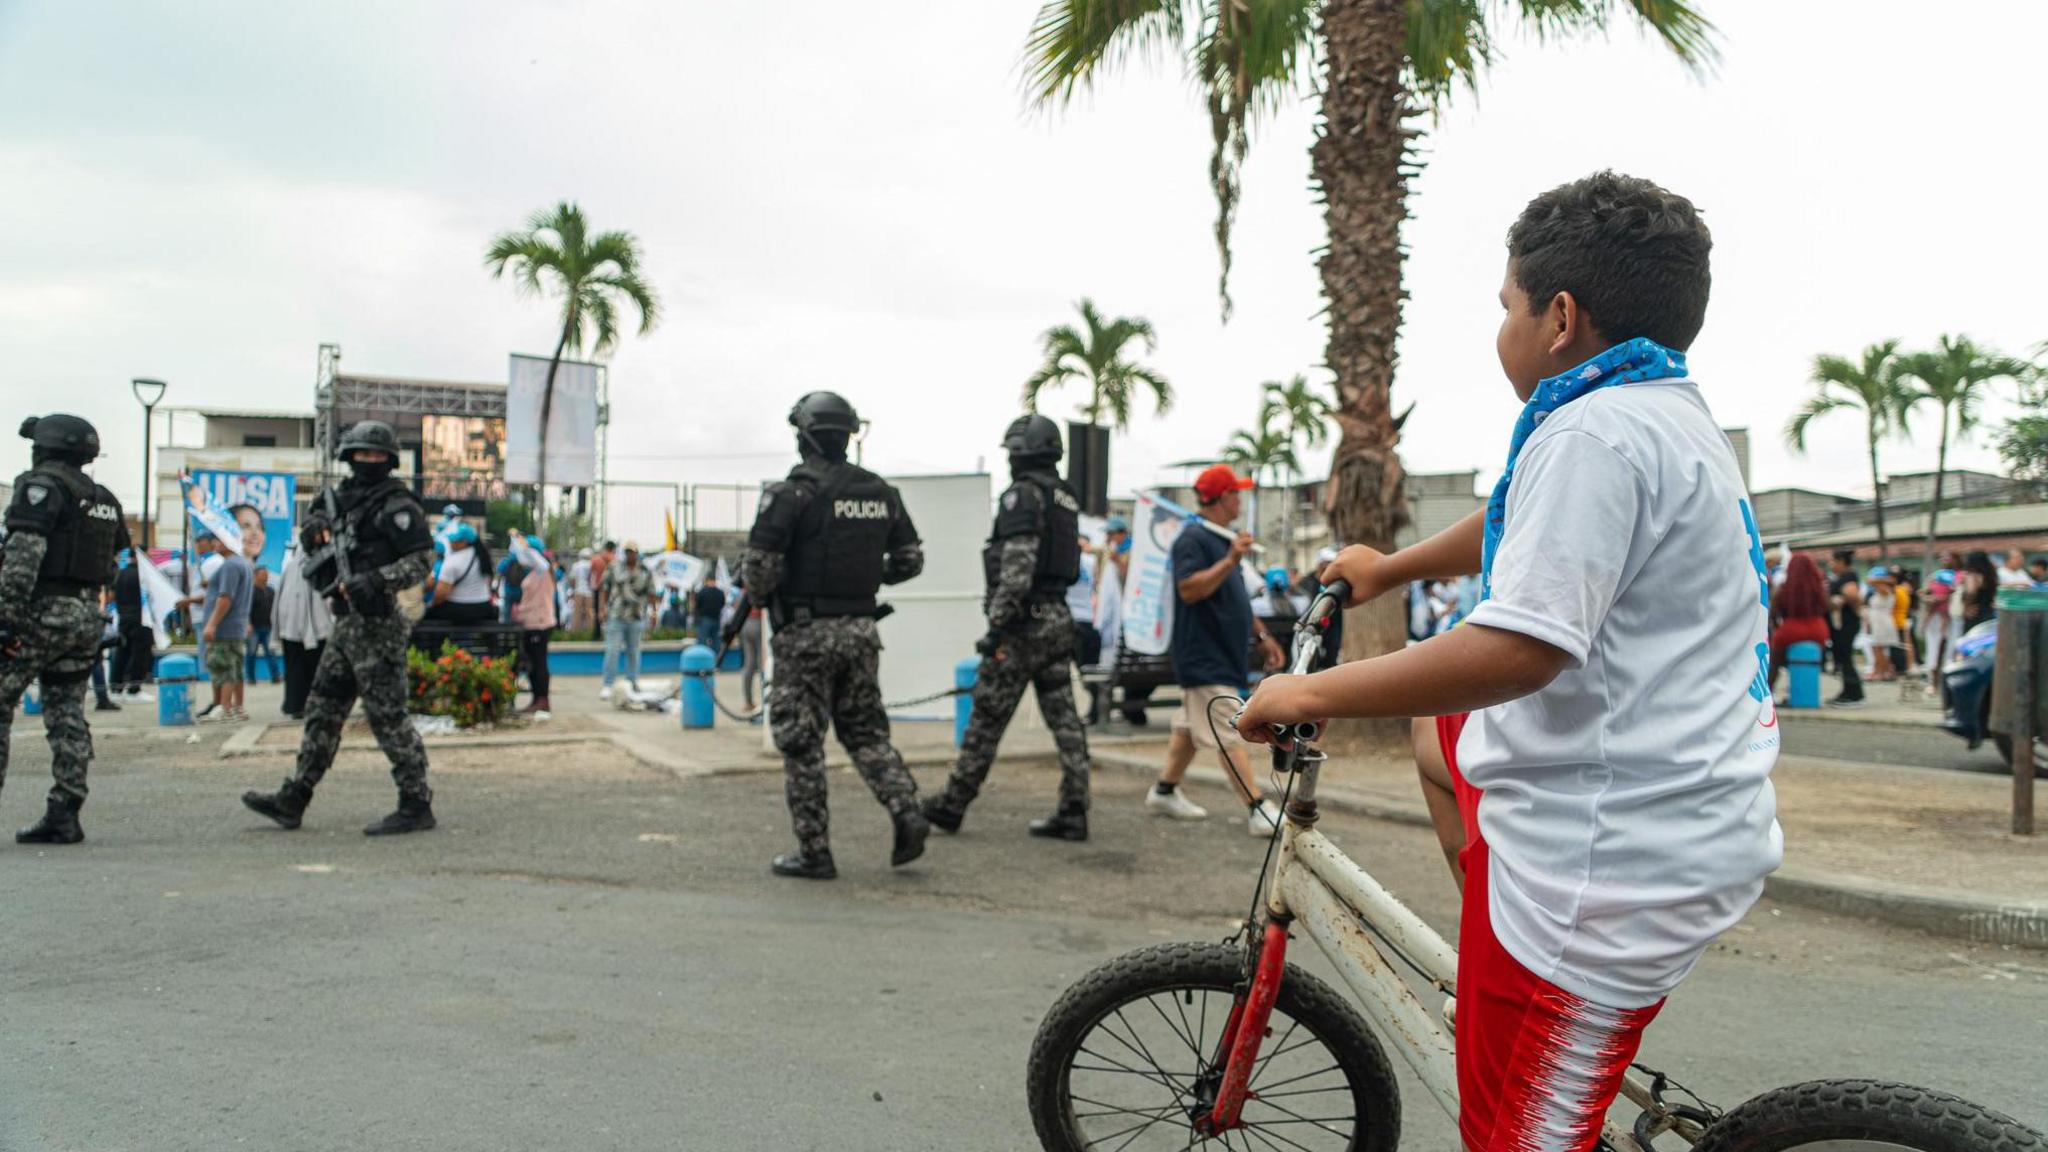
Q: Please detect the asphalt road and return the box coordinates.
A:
[1780,714,2034,774]
[0,729,2043,1151]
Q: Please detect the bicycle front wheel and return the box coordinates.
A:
[1694,1080,2044,1152]
[1026,940,1400,1152]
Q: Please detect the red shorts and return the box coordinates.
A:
[1436,712,1663,1152]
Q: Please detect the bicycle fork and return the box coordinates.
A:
[1195,918,1291,1135]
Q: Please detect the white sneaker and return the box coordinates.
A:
[197,706,227,724]
[1248,800,1282,838]
[1144,787,1208,821]
[598,685,613,701]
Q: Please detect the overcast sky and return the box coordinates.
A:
[2,0,2042,519]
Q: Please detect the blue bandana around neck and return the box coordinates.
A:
[1479,337,1688,601]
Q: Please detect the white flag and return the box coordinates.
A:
[135,553,184,651]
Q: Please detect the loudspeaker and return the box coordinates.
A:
[1066,422,1111,516]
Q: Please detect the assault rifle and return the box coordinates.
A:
[715,590,752,663]
[300,488,350,598]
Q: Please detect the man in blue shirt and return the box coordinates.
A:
[1145,464,1285,836]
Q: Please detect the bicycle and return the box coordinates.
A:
[1026,580,2044,1152]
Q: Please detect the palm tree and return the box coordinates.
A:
[1223,422,1299,544]
[1260,374,1335,569]
[485,201,660,512]
[1787,341,1911,561]
[1025,0,1717,669]
[1022,298,1173,430]
[1896,335,2036,572]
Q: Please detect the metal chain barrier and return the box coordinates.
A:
[676,668,967,720]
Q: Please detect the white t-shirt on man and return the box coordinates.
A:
[436,547,493,605]
[1458,379,1783,1010]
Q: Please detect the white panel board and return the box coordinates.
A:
[875,472,990,721]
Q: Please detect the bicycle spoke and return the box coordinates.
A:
[1072,1095,1185,1122]
[1088,1021,1191,1102]
[1233,1121,1326,1152]
[1244,1096,1354,1143]
[1113,1006,1182,1092]
[1246,1084,1354,1101]
[1145,992,1202,1059]
[1246,1017,1301,1087]
[1171,989,1204,1067]
[1242,1062,1345,1095]
[1083,1104,1179,1152]
[1235,1125,1292,1152]
[1076,1046,1190,1101]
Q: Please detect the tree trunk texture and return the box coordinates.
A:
[1313,0,1414,751]
[1923,410,1950,576]
[1867,417,1889,562]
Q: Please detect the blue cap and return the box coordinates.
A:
[527,534,546,552]
[1867,565,1890,580]
[449,522,477,545]
[1264,566,1289,590]
[1104,515,1129,534]
[1934,568,1956,584]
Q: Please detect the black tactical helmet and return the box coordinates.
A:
[19,414,100,463]
[335,420,401,462]
[1003,414,1063,464]
[788,392,861,437]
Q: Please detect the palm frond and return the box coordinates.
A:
[1023,0,1194,106]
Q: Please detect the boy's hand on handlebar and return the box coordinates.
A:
[1234,675,1325,748]
[1318,545,1393,607]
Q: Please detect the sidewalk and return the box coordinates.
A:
[1779,669,1948,729]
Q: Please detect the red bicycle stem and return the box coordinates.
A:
[1204,920,1290,1132]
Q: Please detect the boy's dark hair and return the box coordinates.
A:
[1832,549,1856,567]
[1507,171,1712,351]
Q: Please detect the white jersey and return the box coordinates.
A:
[1458,379,1783,1010]
[436,547,493,605]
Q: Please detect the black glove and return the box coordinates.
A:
[342,572,392,616]
[975,631,1005,659]
[299,515,333,552]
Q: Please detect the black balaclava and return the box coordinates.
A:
[348,451,398,485]
[802,430,850,463]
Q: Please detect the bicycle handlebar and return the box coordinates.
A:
[1231,578,1350,744]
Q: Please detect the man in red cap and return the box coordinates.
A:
[1143,463,1285,836]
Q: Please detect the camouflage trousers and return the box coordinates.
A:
[291,611,432,802]
[0,592,104,805]
[768,616,917,856]
[936,605,1090,816]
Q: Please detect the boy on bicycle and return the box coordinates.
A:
[1237,171,1782,1152]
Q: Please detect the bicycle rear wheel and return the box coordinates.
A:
[1693,1079,2044,1152]
[1026,940,1400,1152]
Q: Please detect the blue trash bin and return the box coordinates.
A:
[22,685,40,716]
[680,644,715,730]
[157,653,199,726]
[954,657,980,747]
[1786,641,1822,709]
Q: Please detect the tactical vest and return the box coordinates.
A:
[337,477,429,571]
[26,465,121,595]
[778,460,898,620]
[983,473,1081,599]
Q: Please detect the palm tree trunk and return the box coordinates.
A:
[1922,404,1951,575]
[1315,0,1412,747]
[1867,413,1889,563]
[536,322,571,525]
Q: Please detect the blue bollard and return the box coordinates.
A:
[22,686,40,716]
[157,653,199,726]
[954,657,980,747]
[1786,641,1823,709]
[680,644,716,730]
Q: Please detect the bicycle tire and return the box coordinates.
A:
[1027,940,1400,1152]
[1693,1079,2044,1152]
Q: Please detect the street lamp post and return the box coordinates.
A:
[131,378,167,552]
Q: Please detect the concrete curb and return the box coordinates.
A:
[1778,706,1944,732]
[1090,752,2048,952]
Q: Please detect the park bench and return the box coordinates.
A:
[409,619,524,672]
[1081,646,1181,728]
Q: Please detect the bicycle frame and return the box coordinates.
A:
[1199,589,1703,1152]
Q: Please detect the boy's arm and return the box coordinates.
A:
[1320,508,1484,607]
[1176,531,1255,604]
[1236,624,1569,740]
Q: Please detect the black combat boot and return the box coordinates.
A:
[1027,807,1089,842]
[771,849,837,880]
[891,808,929,866]
[242,779,314,829]
[919,794,964,834]
[16,796,83,845]
[363,795,436,836]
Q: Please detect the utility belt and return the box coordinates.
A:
[31,581,97,601]
[988,598,1070,625]
[770,597,892,630]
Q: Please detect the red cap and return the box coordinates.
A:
[1192,464,1255,502]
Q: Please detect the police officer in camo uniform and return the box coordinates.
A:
[0,415,128,844]
[923,415,1092,841]
[241,421,438,836]
[743,392,927,880]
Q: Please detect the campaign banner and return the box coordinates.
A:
[188,469,295,576]
[645,550,706,594]
[1119,491,1197,658]
[505,353,600,487]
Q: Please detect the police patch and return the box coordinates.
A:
[758,490,775,516]
[25,484,47,505]
[1002,491,1019,510]
[394,510,413,531]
